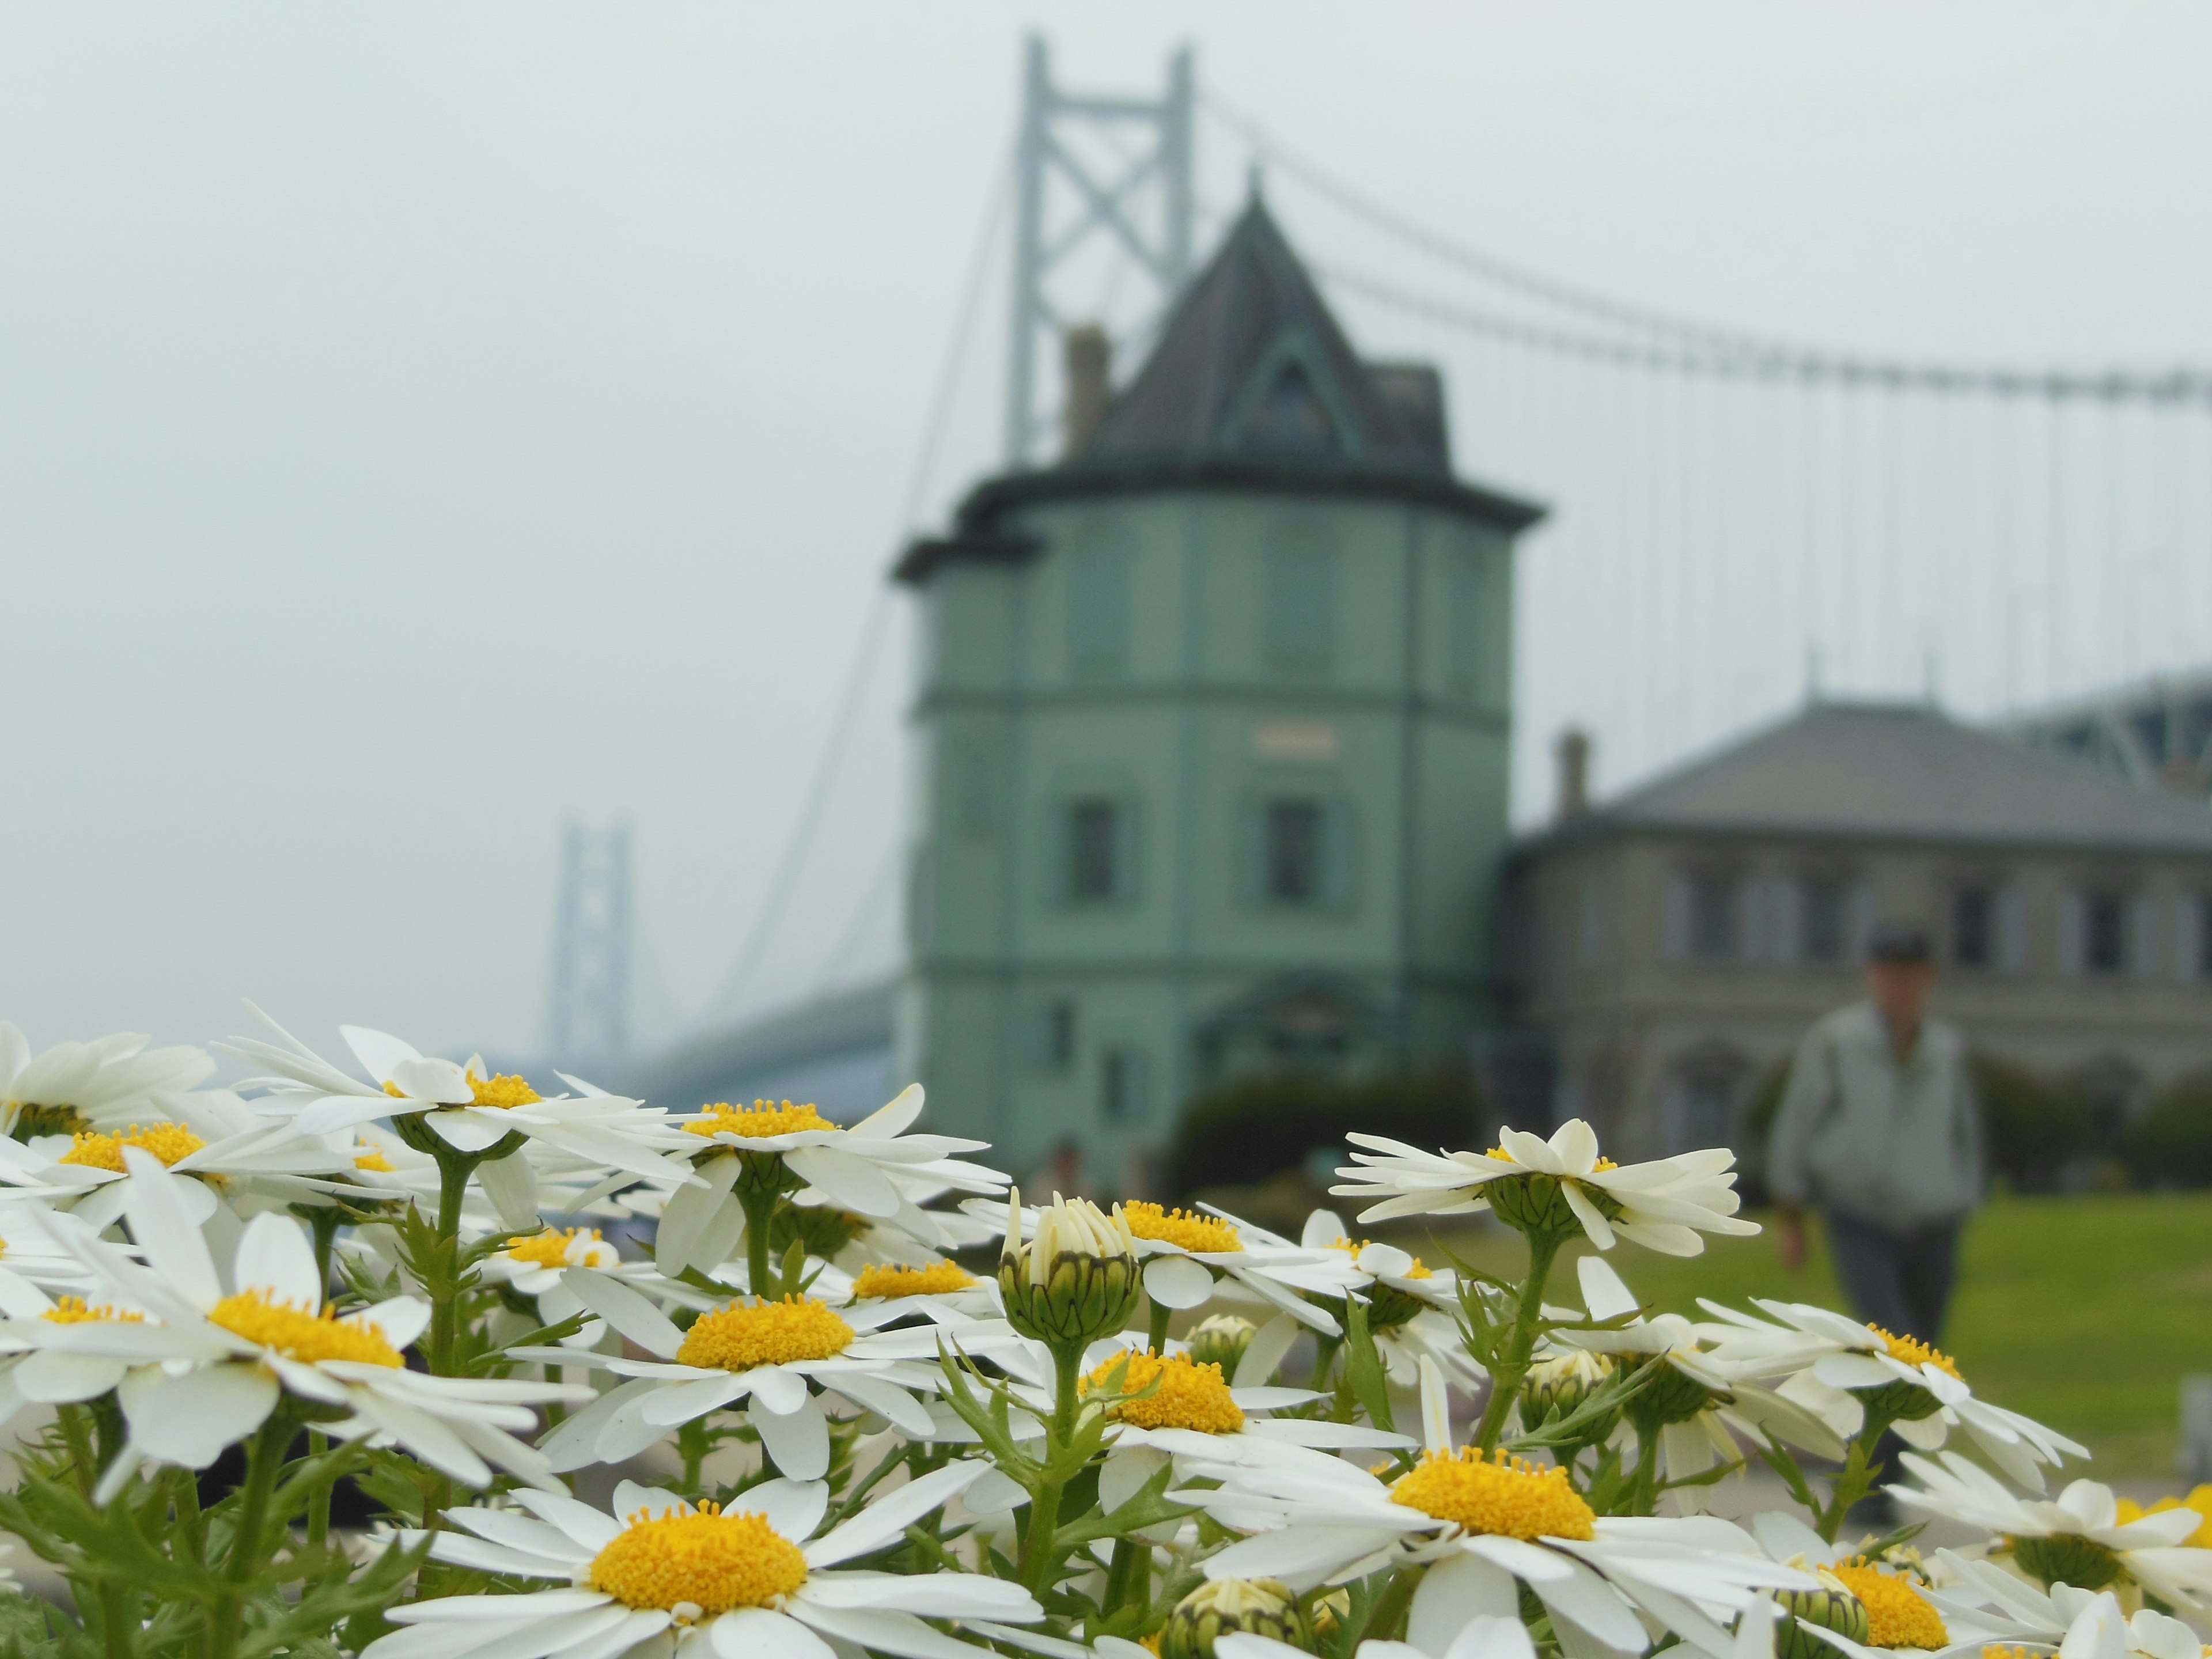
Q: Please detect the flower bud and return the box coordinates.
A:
[1520,1350,1617,1440]
[1183,1314,1256,1374]
[997,1188,1143,1349]
[1775,1586,1869,1659]
[1161,1579,1312,1659]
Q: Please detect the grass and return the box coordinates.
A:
[1404,1191,2212,1483]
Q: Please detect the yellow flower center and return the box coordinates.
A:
[589,1503,809,1615]
[1082,1351,1245,1435]
[469,1074,541,1108]
[675,1297,854,1371]
[354,1149,394,1172]
[1391,1448,1596,1541]
[851,1262,975,1299]
[43,1297,143,1324]
[1124,1203,1240,1253]
[57,1123,206,1172]
[1983,1649,2041,1659]
[1873,1327,1963,1381]
[1483,1148,1616,1173]
[380,1073,541,1107]
[2118,1487,2212,1548]
[506,1228,600,1268]
[685,1101,836,1139]
[207,1289,404,1368]
[1328,1237,1433,1279]
[1828,1564,1948,1650]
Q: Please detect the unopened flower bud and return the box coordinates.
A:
[1162,1579,1312,1659]
[1520,1350,1616,1440]
[998,1188,1142,1348]
[1774,1585,1869,1659]
[1184,1314,1256,1375]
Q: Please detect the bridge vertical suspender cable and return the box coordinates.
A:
[695,156,1013,1028]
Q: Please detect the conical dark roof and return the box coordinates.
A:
[899,198,1542,577]
[1081,198,1442,474]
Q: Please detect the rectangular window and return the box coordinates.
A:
[1800,877,1848,964]
[1953,884,1995,969]
[1068,531,1132,681]
[2085,890,2128,975]
[1068,798,1120,903]
[1688,872,1736,961]
[1265,800,1324,903]
[1100,1048,1149,1123]
[1046,1001,1076,1070]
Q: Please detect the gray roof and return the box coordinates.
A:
[1080,198,1445,475]
[1532,701,2212,857]
[907,199,1544,564]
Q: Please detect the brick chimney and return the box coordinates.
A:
[1063,324,1111,456]
[1555,727,1592,822]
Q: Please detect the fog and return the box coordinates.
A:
[5,1,2207,1065]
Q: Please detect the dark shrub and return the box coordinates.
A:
[1971,1052,2096,1192]
[2123,1072,2212,1189]
[1165,1069,1483,1200]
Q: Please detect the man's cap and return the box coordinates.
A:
[1867,922,1931,965]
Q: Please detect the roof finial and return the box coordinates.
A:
[1804,642,1824,705]
[1246,158,1266,206]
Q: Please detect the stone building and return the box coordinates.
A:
[892,197,1541,1192]
[1502,700,2212,1162]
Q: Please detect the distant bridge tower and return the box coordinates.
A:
[1004,35,1196,467]
[547,821,632,1066]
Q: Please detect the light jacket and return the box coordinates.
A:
[1767,1001,1984,1231]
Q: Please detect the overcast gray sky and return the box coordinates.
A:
[6,1,2210,1067]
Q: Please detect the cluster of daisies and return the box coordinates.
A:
[0,1021,2203,1659]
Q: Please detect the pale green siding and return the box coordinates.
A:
[906,485,1518,1189]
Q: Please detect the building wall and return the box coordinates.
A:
[904,486,1516,1191]
[1507,831,2212,1164]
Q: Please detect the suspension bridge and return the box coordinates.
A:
[552,37,2212,1096]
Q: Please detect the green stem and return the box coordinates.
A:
[1817,1412,1896,1541]
[1104,1536,1150,1616]
[58,1407,135,1659]
[306,1430,331,1548]
[743,1184,779,1301]
[1473,1228,1567,1453]
[429,1150,472,1376]
[1016,1342,1087,1594]
[1355,1560,1425,1646]
[1146,1297,1172,1355]
[210,1412,291,1659]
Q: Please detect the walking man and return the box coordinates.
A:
[1768,923,1984,1346]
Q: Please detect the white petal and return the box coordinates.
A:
[747,1365,809,1416]
[713,1608,835,1659]
[428,1110,512,1153]
[342,1026,426,1087]
[656,1154,738,1276]
[120,1362,278,1468]
[560,1268,685,1360]
[118,1150,221,1310]
[479,1153,541,1234]
[788,1605,988,1659]
[641,1373,748,1427]
[1142,1254,1215,1309]
[233,1211,323,1306]
[1411,1550,1520,1655]
[1234,1313,1300,1387]
[848,1085,924,1141]
[1560,1182,1616,1251]
[732,1478,829,1544]
[13,1350,128,1403]
[752,1394,830,1480]
[805,1459,988,1566]
[1577,1256,1640,1322]
[785,1147,900,1219]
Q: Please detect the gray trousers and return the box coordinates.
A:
[1823,1209,1961,1344]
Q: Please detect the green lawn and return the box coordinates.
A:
[1410,1192,2212,1482]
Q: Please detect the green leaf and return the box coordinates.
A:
[1342,1298,1395,1434]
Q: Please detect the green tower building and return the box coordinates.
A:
[894,200,1543,1193]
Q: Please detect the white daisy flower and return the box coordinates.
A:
[18,1149,586,1498]
[0,1022,213,1139]
[220,1008,696,1184]
[1059,1340,1411,1533]
[1180,1425,1819,1659]
[366,1461,1042,1659]
[1891,1453,2212,1611]
[1102,1200,1367,1336]
[1698,1301,2084,1489]
[1332,1120,1760,1256]
[1737,1512,1952,1655]
[1922,1548,2202,1659]
[655,1089,1006,1277]
[1547,1259,1844,1506]
[536,1268,1018,1481]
